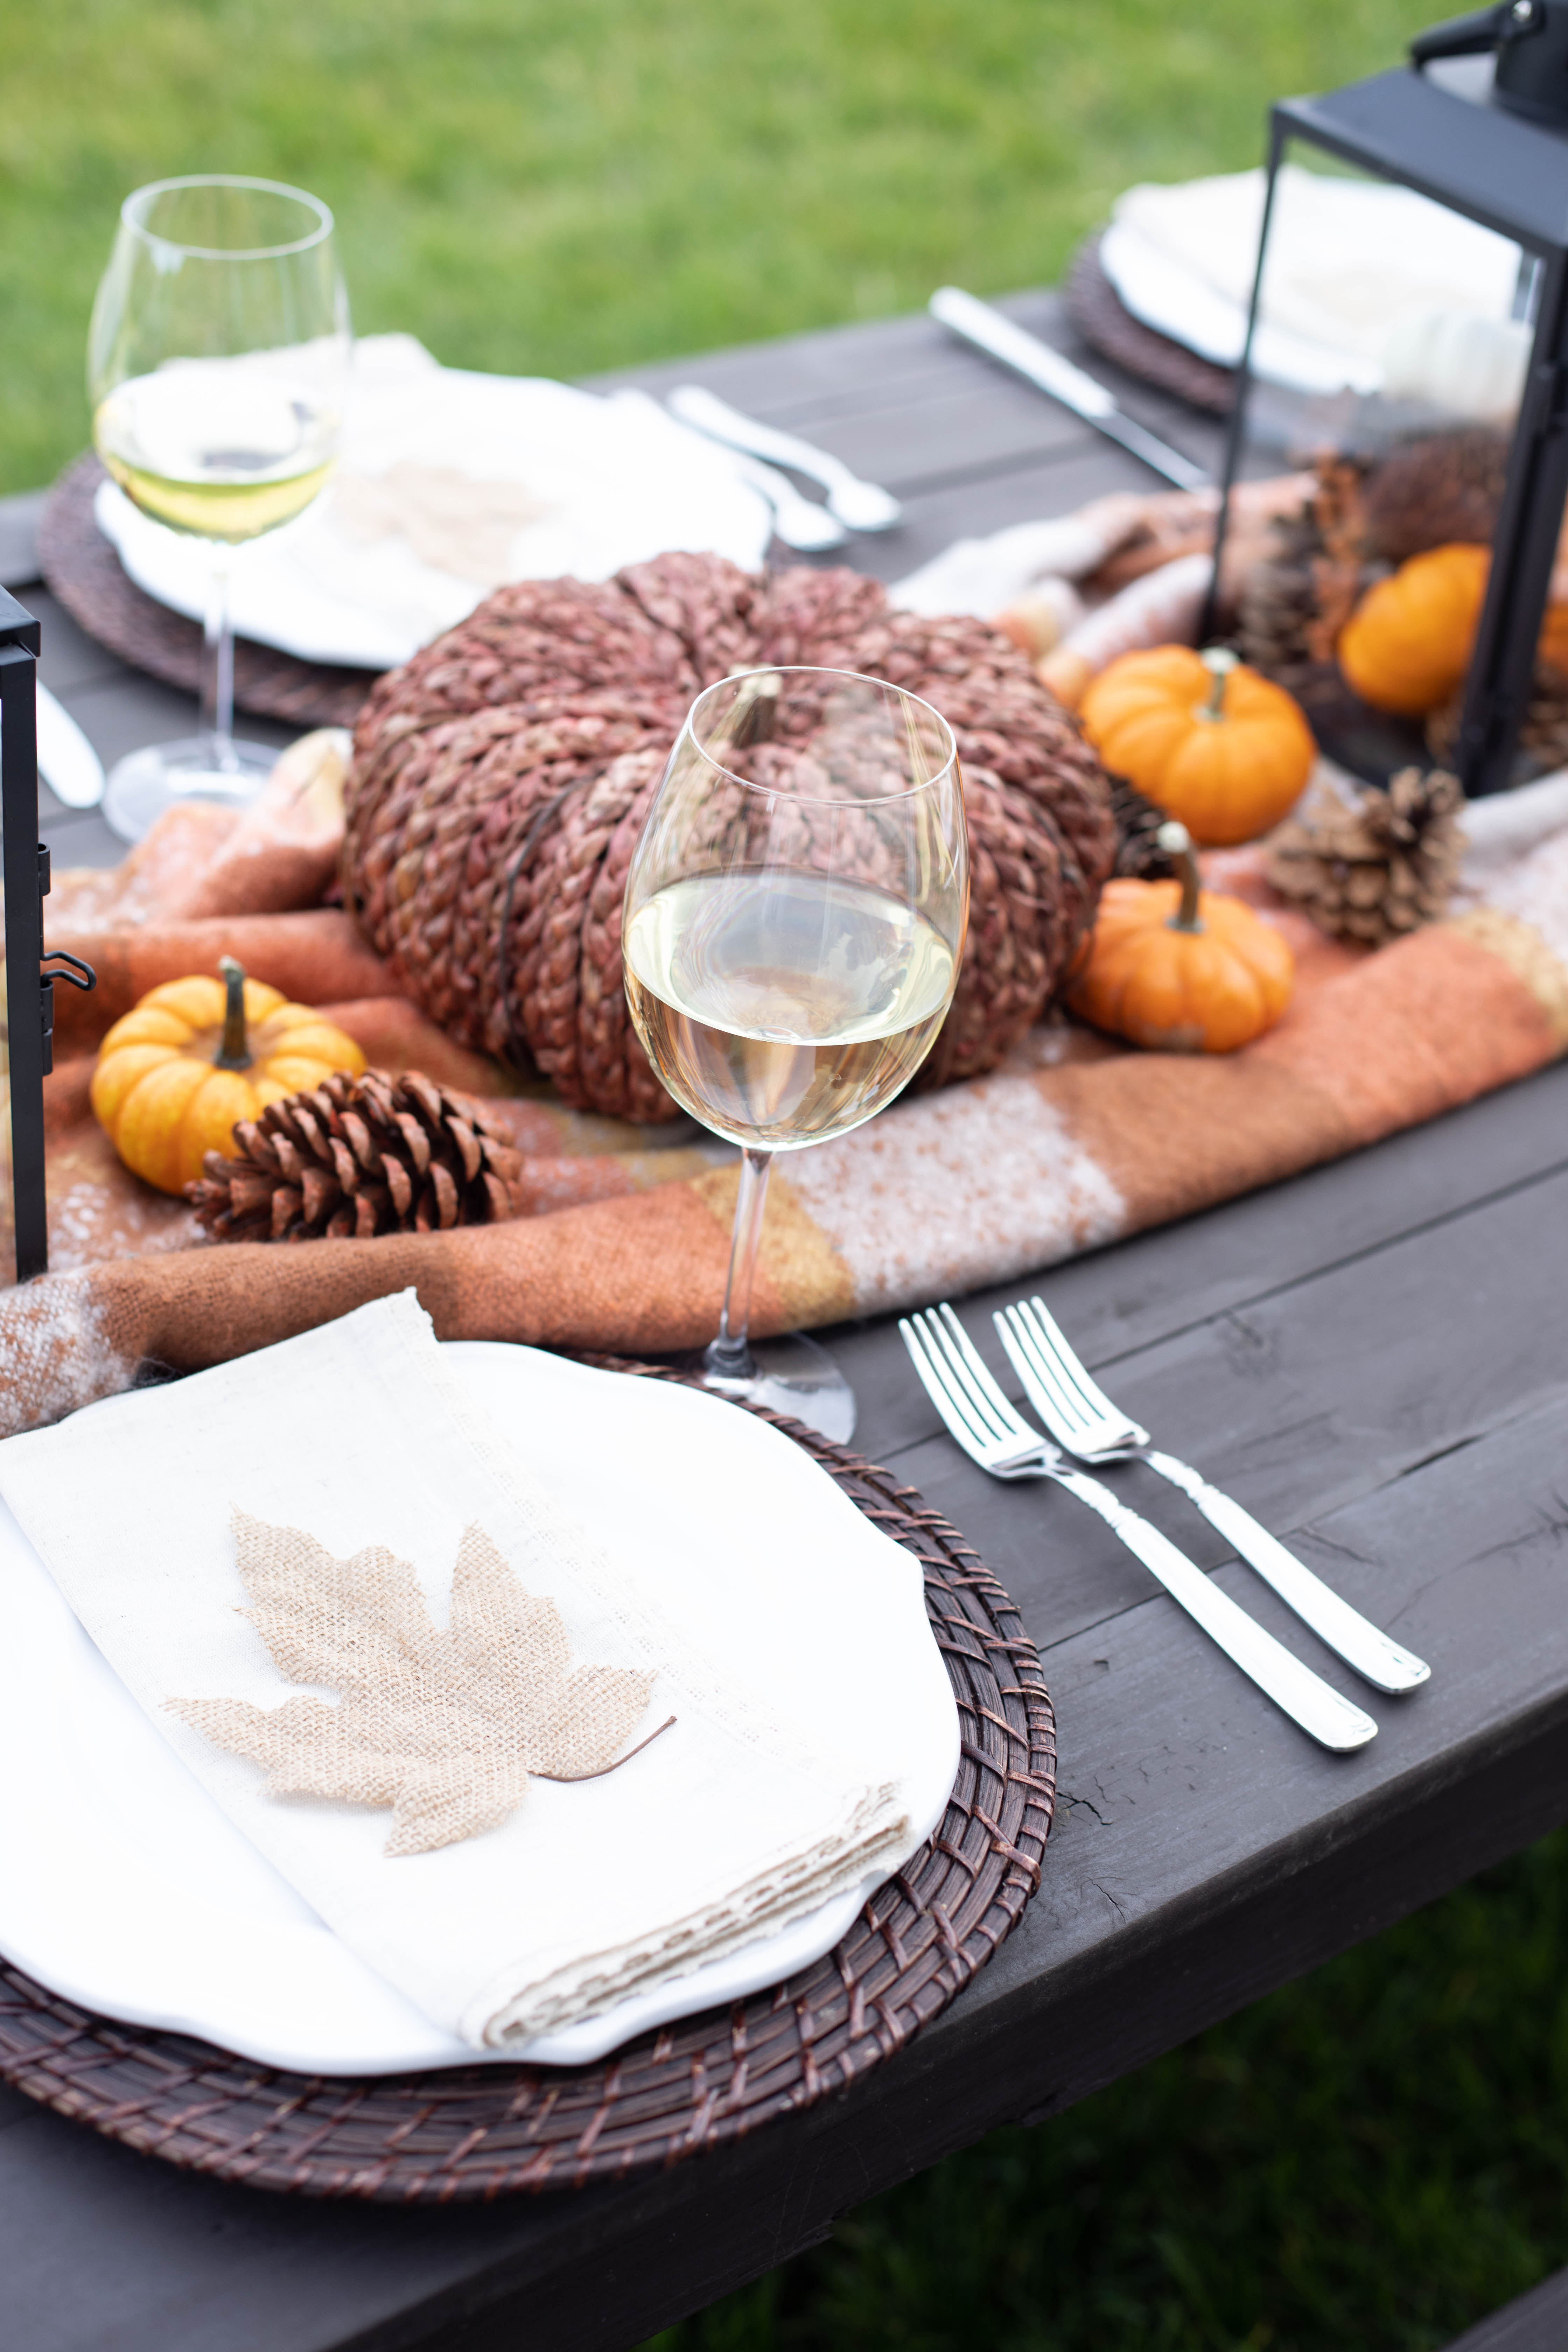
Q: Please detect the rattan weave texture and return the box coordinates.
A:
[0,1366,1054,2202]
[38,454,380,729]
[1064,232,1236,418]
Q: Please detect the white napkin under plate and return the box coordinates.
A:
[1101,166,1529,412]
[0,1293,952,2049]
[94,335,774,670]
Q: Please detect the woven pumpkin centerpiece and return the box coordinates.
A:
[342,554,1116,1120]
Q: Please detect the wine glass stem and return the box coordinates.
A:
[201,551,239,772]
[705,1146,774,1383]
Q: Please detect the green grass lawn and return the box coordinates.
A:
[10,8,1563,2344]
[5,0,1436,497]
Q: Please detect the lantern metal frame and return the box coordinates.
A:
[1208,61,1568,797]
[0,587,97,1286]
[0,587,49,1282]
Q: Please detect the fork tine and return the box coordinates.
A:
[918,1309,1011,1443]
[899,1315,993,1455]
[933,1304,1035,1442]
[1025,1295,1122,1423]
[996,1303,1091,1435]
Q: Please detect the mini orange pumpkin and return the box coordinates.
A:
[1337,542,1490,715]
[1068,823,1294,1053]
[91,958,366,1194]
[1078,645,1315,846]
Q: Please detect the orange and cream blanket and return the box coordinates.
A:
[6,746,1567,1436]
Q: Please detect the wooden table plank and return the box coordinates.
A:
[2,1072,1565,2352]
[0,294,1564,2352]
[836,1057,1568,1464]
[1441,2267,1568,2352]
[6,1360,1564,2352]
[875,1150,1568,1624]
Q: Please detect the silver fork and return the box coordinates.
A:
[995,1297,1429,1697]
[724,448,849,552]
[900,1306,1377,1753]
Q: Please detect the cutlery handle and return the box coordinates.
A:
[36,684,107,811]
[727,452,848,551]
[1144,1452,1430,1695]
[670,384,857,492]
[928,288,1210,492]
[1052,1468,1378,1751]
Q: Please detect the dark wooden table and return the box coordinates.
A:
[4,295,1568,2352]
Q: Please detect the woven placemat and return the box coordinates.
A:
[1064,231,1236,419]
[0,1363,1054,2201]
[37,454,382,730]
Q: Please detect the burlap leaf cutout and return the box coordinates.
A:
[168,1510,665,1856]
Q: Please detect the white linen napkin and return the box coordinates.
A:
[0,1293,932,2047]
[94,335,775,670]
[1100,166,1527,411]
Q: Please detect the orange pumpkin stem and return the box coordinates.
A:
[1157,822,1204,933]
[216,957,253,1072]
[1198,645,1239,722]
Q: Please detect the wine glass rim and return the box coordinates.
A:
[119,176,336,262]
[685,666,959,804]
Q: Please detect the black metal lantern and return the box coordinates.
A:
[1208,8,1568,797]
[0,588,95,1287]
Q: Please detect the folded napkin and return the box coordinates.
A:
[0,1292,928,2046]
[1101,166,1527,411]
[94,336,774,669]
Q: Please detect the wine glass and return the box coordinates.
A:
[622,667,968,1442]
[87,176,351,842]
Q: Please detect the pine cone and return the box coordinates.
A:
[1266,768,1464,947]
[1236,455,1368,693]
[1360,428,1510,564]
[188,1069,526,1244]
[1109,776,1177,879]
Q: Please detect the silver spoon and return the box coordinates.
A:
[668,384,903,533]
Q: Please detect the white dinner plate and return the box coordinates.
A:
[0,1345,958,2073]
[93,340,775,671]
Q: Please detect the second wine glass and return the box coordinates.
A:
[88,175,351,841]
[622,666,967,1442]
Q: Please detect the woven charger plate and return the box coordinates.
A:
[0,1362,1055,2201]
[37,454,382,731]
[1064,231,1235,419]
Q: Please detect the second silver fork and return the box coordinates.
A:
[995,1296,1429,1696]
[901,1305,1377,1753]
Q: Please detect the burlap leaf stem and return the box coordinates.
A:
[168,1512,663,1856]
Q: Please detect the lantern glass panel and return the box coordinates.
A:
[1227,135,1546,790]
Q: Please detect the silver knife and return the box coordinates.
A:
[929,286,1210,492]
[37,684,106,809]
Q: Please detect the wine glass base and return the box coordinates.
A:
[696,1332,856,1446]
[103,736,280,844]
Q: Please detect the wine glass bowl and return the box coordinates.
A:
[87,177,350,840]
[623,667,967,1440]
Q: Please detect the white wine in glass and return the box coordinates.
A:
[88,177,350,841]
[622,668,968,1441]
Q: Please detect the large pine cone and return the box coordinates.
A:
[342,553,1115,1121]
[189,1070,525,1243]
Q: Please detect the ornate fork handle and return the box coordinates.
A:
[1143,1451,1429,1695]
[1050,1466,1378,1752]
